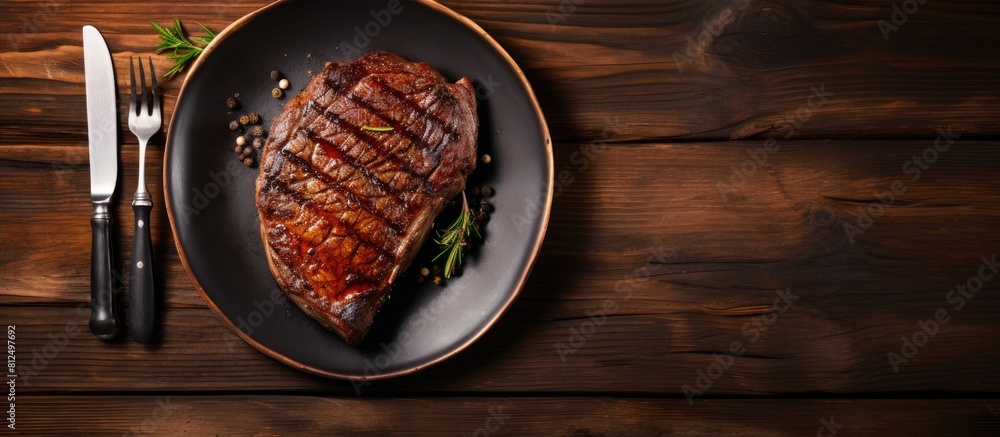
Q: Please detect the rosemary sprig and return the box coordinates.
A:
[433,192,481,278]
[151,19,217,79]
[362,125,394,132]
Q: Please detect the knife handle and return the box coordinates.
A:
[90,204,119,339]
[129,199,154,343]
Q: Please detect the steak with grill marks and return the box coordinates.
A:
[255,51,478,345]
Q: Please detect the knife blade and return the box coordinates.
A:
[83,25,119,339]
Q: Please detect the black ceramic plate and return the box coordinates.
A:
[164,0,552,380]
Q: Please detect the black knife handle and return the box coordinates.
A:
[90,204,119,339]
[129,200,154,343]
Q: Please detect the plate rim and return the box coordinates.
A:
[162,0,554,380]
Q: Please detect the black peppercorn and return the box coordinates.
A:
[239,115,250,125]
[272,88,283,98]
[248,112,260,124]
[253,137,264,148]
[226,97,238,109]
[270,70,281,81]
[229,120,239,131]
[252,126,264,136]
[481,185,494,197]
[242,157,253,166]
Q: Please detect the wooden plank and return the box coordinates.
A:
[4,140,998,306]
[4,140,999,396]
[0,146,203,307]
[14,396,1000,435]
[0,1,998,143]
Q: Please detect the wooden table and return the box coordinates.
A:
[3,0,999,434]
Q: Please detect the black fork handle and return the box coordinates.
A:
[129,197,154,343]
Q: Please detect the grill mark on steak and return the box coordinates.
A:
[257,51,478,345]
[275,148,405,240]
[329,76,461,142]
[267,220,381,301]
[368,77,461,138]
[302,130,421,228]
[313,102,431,187]
[341,94,445,170]
[264,177,395,280]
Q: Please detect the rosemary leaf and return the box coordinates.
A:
[433,192,479,278]
[151,19,216,79]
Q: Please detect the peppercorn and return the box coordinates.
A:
[419,267,430,277]
[470,186,480,196]
[479,202,492,213]
[270,70,281,81]
[481,154,492,164]
[433,276,444,286]
[272,88,283,98]
[229,120,239,131]
[415,275,425,284]
[236,136,246,146]
[248,112,260,125]
[253,126,264,137]
[242,146,253,158]
[226,97,238,109]
[233,144,243,154]
[481,185,494,197]
[242,157,253,166]
[253,137,264,148]
[279,78,289,90]
[239,115,250,125]
[432,264,442,275]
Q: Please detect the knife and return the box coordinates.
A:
[83,25,119,339]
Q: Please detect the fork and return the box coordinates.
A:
[127,56,161,344]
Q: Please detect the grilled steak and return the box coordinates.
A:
[256,51,478,345]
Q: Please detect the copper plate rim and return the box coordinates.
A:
[163,0,555,380]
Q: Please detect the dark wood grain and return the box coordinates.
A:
[2,0,1000,432]
[1,1,999,144]
[4,140,999,394]
[16,396,1000,435]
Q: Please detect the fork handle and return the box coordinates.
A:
[90,202,118,339]
[129,197,154,343]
